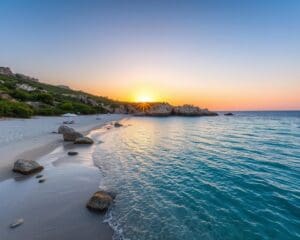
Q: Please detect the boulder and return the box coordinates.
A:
[63,130,83,141]
[224,112,234,116]
[74,137,94,144]
[13,159,43,175]
[86,191,113,212]
[58,125,73,134]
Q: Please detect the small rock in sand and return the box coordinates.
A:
[35,174,43,178]
[114,122,123,127]
[38,179,46,183]
[86,191,113,212]
[10,218,24,228]
[68,151,78,156]
[74,137,94,144]
[13,159,43,175]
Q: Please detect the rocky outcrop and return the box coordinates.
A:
[122,103,218,117]
[173,105,218,116]
[224,112,233,116]
[0,67,13,76]
[146,103,173,116]
[86,191,113,212]
[16,83,36,92]
[13,159,43,175]
[74,137,94,144]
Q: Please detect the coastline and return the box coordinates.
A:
[0,114,127,240]
[0,114,125,181]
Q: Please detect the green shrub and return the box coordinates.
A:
[33,92,54,105]
[0,100,33,118]
[72,102,95,114]
[59,102,73,111]
[34,106,62,116]
[10,89,30,101]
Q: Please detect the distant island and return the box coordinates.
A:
[0,67,217,118]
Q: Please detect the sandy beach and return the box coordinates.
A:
[0,114,126,240]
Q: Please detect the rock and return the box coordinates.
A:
[13,159,43,175]
[63,120,74,124]
[16,83,36,92]
[114,122,123,127]
[38,179,46,183]
[0,67,14,76]
[86,191,113,212]
[58,125,73,134]
[173,105,218,116]
[9,218,24,228]
[146,103,173,116]
[224,112,234,116]
[68,151,78,156]
[74,137,94,144]
[35,174,43,178]
[63,130,83,142]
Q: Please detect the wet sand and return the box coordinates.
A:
[0,115,127,240]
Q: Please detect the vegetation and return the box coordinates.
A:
[0,73,119,118]
[0,100,33,118]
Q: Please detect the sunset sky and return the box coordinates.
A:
[0,0,299,110]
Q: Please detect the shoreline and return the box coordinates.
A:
[0,114,126,181]
[0,114,128,240]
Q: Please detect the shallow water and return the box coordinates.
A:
[91,112,300,240]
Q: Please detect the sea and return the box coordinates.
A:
[91,111,300,240]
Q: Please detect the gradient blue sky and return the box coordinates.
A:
[1,0,299,110]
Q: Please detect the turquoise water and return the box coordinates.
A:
[92,112,300,240]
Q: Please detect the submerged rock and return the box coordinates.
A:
[74,137,94,144]
[38,179,46,183]
[224,112,234,116]
[35,174,43,179]
[68,151,78,156]
[9,218,24,228]
[13,159,43,175]
[86,191,113,212]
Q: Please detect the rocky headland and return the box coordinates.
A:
[113,103,218,117]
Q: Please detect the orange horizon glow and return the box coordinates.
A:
[76,83,300,111]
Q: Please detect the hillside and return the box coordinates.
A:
[0,67,119,118]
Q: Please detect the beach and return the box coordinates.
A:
[0,114,126,240]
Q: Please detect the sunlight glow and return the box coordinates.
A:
[135,92,155,103]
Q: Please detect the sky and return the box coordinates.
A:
[0,0,299,110]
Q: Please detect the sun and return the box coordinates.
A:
[136,95,153,103]
[135,92,155,103]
